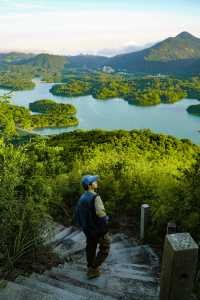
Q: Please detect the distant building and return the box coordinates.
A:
[102,66,115,73]
[145,74,167,78]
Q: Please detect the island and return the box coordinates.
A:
[49,72,200,106]
[0,99,79,137]
[187,104,200,116]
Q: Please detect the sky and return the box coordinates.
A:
[0,0,200,56]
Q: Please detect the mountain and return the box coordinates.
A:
[145,32,200,61]
[1,32,200,75]
[107,32,200,74]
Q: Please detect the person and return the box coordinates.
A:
[74,174,111,279]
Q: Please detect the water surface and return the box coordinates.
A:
[0,79,199,144]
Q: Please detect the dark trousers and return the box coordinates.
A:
[84,231,111,268]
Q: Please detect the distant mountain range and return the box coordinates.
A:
[1,32,200,75]
[95,42,155,57]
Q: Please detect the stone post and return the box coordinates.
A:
[167,222,177,234]
[160,233,199,300]
[140,204,150,240]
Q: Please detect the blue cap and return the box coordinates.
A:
[81,175,99,186]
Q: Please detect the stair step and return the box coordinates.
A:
[55,262,155,281]
[0,281,55,300]
[110,262,152,272]
[63,230,86,242]
[53,242,86,259]
[30,273,116,300]
[45,265,159,299]
[46,227,74,246]
[106,245,147,264]
[16,275,103,300]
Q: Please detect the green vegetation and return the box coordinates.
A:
[187,104,200,116]
[31,114,78,129]
[50,72,200,106]
[1,129,200,277]
[0,71,35,90]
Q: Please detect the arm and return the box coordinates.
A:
[94,195,109,223]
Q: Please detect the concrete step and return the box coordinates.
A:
[46,227,75,246]
[105,245,147,265]
[45,264,159,299]
[30,273,117,300]
[55,262,156,281]
[53,241,86,259]
[0,281,55,300]
[16,275,109,300]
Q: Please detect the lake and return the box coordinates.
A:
[0,78,200,144]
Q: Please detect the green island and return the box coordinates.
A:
[0,99,78,136]
[29,99,76,115]
[50,72,200,106]
[187,104,200,116]
[29,99,78,129]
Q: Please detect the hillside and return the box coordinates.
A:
[107,32,200,74]
[67,54,108,69]
[0,128,200,297]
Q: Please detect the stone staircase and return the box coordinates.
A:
[0,223,160,300]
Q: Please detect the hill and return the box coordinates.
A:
[18,53,68,71]
[0,52,35,64]
[13,53,108,73]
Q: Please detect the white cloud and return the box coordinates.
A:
[0,9,199,55]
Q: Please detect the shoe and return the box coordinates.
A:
[86,266,101,279]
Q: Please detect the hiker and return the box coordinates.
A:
[74,174,111,279]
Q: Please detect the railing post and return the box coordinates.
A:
[140,204,150,241]
[160,232,199,300]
